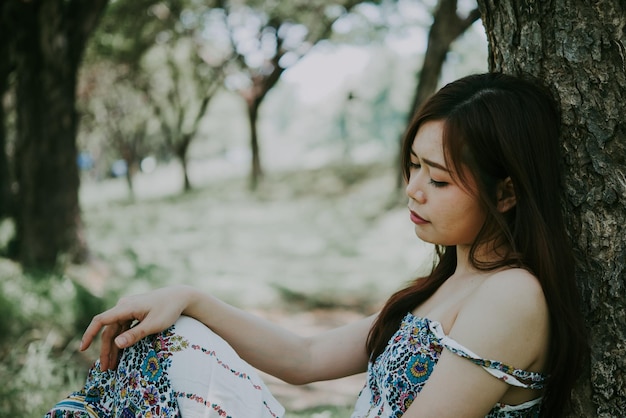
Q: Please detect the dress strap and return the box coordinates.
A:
[428,320,546,390]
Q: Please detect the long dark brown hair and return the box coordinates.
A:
[366,73,587,417]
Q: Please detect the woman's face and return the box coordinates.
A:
[405,120,487,247]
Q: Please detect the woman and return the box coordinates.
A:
[46,73,587,418]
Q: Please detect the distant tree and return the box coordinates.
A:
[477,0,625,415]
[394,0,480,192]
[87,0,229,193]
[409,0,480,121]
[143,31,230,192]
[223,0,379,190]
[80,64,155,199]
[81,0,181,195]
[88,0,185,72]
[3,0,108,270]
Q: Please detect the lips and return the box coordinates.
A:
[409,210,429,225]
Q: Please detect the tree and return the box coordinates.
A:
[0,2,14,221]
[86,0,229,193]
[82,0,180,196]
[144,35,229,193]
[88,0,185,72]
[223,0,379,190]
[81,64,156,199]
[477,0,626,416]
[394,0,480,192]
[410,0,480,123]
[4,0,109,270]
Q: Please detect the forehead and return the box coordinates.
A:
[412,120,445,160]
[411,120,477,191]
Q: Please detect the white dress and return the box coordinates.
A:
[45,316,285,418]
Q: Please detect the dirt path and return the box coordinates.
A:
[259,309,367,411]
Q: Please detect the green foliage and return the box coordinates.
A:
[73,281,108,334]
[0,284,20,341]
[88,0,187,66]
[0,329,86,418]
[80,0,396,191]
[0,262,101,417]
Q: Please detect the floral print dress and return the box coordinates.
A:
[350,312,547,418]
[45,316,285,418]
[46,312,546,418]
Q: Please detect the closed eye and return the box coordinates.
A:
[429,179,448,188]
[410,162,448,188]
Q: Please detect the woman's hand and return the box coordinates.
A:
[80,285,193,371]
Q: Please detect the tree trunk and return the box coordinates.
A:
[181,157,191,192]
[247,100,263,191]
[0,2,14,221]
[177,134,193,192]
[123,160,136,201]
[394,0,480,193]
[411,0,480,121]
[9,0,109,270]
[0,82,12,220]
[242,56,285,191]
[477,0,626,416]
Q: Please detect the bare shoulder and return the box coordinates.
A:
[449,268,549,369]
[464,268,549,327]
[476,268,546,311]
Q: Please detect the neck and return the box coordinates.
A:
[454,241,509,276]
[454,244,476,275]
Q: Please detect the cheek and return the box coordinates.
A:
[449,195,486,229]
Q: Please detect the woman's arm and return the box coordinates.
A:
[183,290,374,383]
[81,284,373,384]
[402,269,550,417]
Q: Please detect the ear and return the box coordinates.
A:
[496,177,517,213]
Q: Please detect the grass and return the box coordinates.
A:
[0,160,434,417]
[0,264,100,417]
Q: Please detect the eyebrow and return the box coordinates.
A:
[410,150,450,172]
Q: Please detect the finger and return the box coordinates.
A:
[114,320,151,349]
[80,315,105,351]
[100,338,111,371]
[80,304,139,351]
[109,322,130,370]
[99,323,121,370]
[108,344,120,371]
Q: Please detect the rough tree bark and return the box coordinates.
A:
[477,0,625,416]
[0,2,15,221]
[8,0,109,270]
[0,70,12,222]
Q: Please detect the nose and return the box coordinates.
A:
[406,175,426,204]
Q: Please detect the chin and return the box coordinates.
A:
[414,230,435,245]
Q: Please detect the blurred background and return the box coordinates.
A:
[0,0,487,416]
